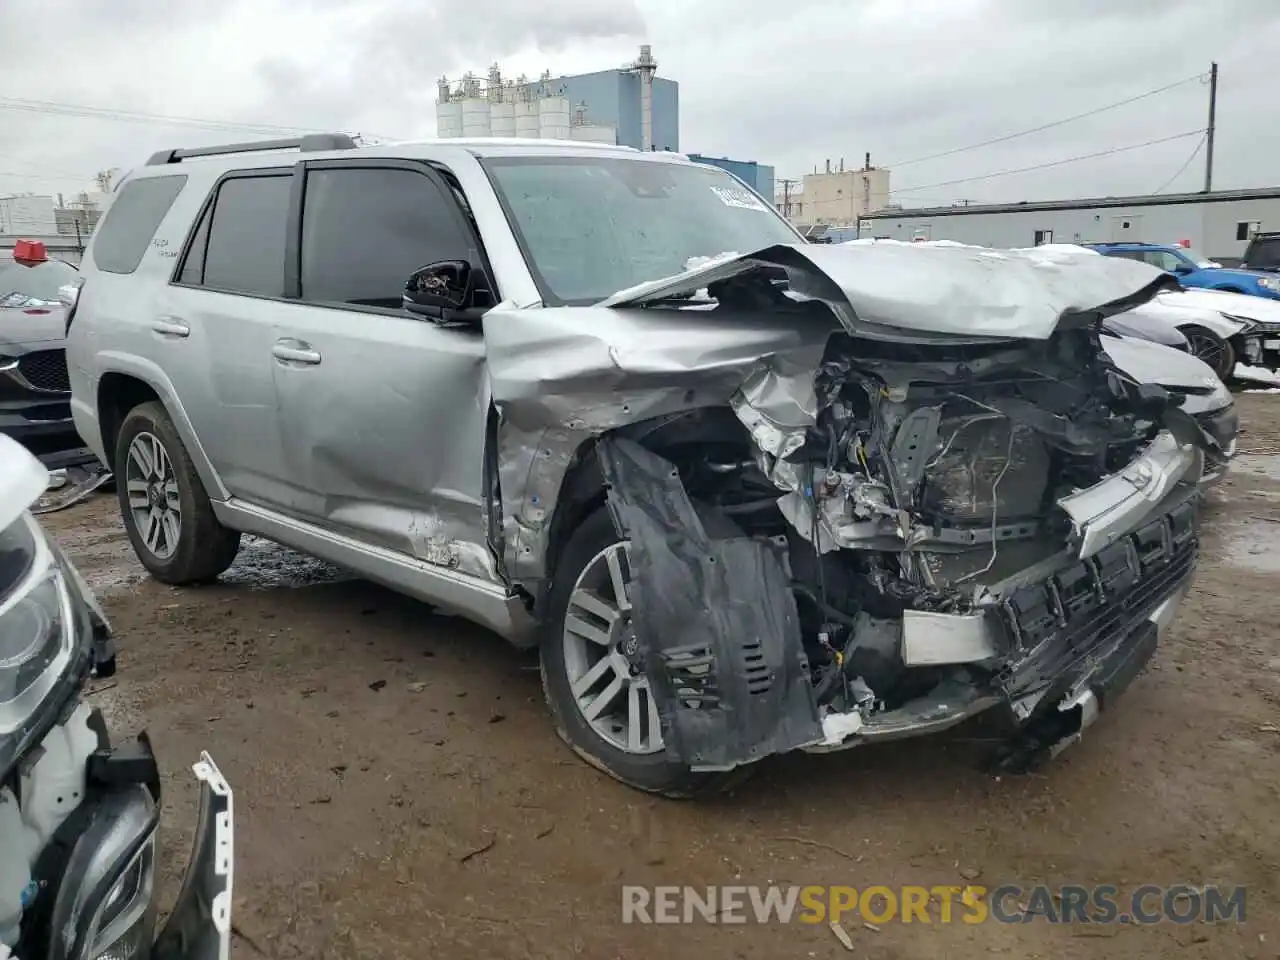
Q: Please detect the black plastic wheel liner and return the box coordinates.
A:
[597,436,822,771]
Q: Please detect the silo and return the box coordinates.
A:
[461,96,491,137]
[490,93,516,137]
[436,99,463,138]
[514,87,540,138]
[538,94,571,141]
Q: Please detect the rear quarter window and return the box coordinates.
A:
[91,175,188,275]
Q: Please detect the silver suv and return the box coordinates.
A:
[68,135,1224,796]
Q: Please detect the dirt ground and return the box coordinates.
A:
[44,392,1280,960]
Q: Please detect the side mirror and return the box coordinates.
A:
[1170,263,1194,276]
[403,260,487,323]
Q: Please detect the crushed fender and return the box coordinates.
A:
[597,436,822,771]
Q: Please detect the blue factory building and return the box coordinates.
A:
[554,69,680,152]
[686,155,776,204]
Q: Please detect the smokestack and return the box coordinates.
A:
[825,159,831,174]
[864,152,871,171]
[839,158,844,173]
[488,63,502,101]
[634,44,657,152]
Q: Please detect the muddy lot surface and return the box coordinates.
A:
[48,393,1280,959]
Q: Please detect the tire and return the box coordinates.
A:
[540,506,754,798]
[114,401,241,584]
[1181,325,1236,380]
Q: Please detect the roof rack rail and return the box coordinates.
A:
[146,133,358,166]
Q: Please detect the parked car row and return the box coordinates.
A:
[1084,242,1280,376]
[0,242,100,471]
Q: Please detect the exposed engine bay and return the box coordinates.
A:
[595,278,1212,772]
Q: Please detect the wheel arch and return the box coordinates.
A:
[94,354,228,500]
[528,405,758,619]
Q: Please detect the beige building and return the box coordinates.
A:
[777,157,891,228]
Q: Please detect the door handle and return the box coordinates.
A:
[272,339,322,365]
[150,316,190,338]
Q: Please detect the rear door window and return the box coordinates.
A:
[193,174,291,297]
[91,175,187,274]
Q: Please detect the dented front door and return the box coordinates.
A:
[266,160,497,581]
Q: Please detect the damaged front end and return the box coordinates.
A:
[586,244,1213,774]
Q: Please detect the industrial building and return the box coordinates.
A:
[0,190,104,264]
[685,154,774,202]
[434,45,677,151]
[0,195,57,235]
[775,156,892,230]
[857,186,1280,264]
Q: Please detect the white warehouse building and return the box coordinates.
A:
[858,187,1280,265]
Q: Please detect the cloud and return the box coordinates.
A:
[0,0,1277,210]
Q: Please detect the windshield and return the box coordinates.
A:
[1179,248,1215,267]
[481,156,801,304]
[0,257,78,305]
[1245,236,1280,270]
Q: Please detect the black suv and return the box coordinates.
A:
[1242,231,1280,273]
[0,245,92,466]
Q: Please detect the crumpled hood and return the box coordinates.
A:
[601,242,1168,340]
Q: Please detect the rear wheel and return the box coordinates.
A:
[540,506,753,798]
[1181,325,1236,380]
[115,401,241,584]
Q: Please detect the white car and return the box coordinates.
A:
[1154,287,1280,376]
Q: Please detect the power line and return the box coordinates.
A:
[0,170,94,184]
[893,130,1205,195]
[0,95,397,142]
[888,71,1206,169]
[0,96,319,136]
[1153,134,1207,194]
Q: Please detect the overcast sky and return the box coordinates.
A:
[1,0,1277,214]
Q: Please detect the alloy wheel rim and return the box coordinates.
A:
[1186,332,1226,373]
[125,431,182,560]
[561,541,664,755]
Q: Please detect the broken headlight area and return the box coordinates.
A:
[600,321,1209,772]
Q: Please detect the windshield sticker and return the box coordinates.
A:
[709,185,768,211]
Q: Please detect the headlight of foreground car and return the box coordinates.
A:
[0,515,78,771]
[1221,313,1259,335]
[1257,277,1280,294]
[50,786,160,960]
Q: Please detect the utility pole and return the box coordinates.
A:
[779,178,800,218]
[1203,61,1218,193]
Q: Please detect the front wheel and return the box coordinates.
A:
[1181,325,1236,380]
[115,401,241,584]
[539,506,751,798]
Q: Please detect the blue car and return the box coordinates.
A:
[1085,242,1280,300]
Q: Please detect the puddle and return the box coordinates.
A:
[71,534,348,594]
[217,536,349,589]
[1230,455,1280,483]
[1220,518,1280,573]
